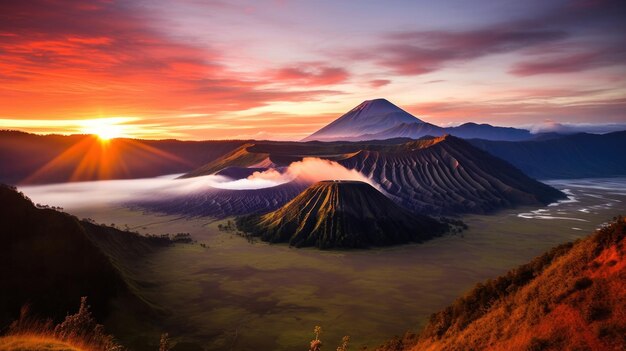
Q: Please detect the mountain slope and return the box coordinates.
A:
[0,184,169,327]
[378,216,626,351]
[337,135,565,214]
[356,122,446,140]
[139,180,308,218]
[302,99,423,141]
[469,131,626,179]
[236,180,448,249]
[179,143,272,178]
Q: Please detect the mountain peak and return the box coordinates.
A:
[302,98,423,142]
[352,97,395,109]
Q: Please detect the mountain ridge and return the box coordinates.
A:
[470,131,626,179]
[337,135,565,214]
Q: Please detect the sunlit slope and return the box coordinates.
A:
[338,135,565,214]
[0,335,83,351]
[237,180,448,248]
[379,216,626,351]
[179,143,271,178]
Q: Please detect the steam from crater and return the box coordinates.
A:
[19,157,378,209]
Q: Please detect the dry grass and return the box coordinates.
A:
[0,298,122,351]
[377,216,626,351]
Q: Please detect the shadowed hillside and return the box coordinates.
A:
[237,180,449,249]
[139,180,309,218]
[0,184,177,328]
[377,216,626,351]
[469,131,626,179]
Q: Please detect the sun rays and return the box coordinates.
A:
[20,135,190,184]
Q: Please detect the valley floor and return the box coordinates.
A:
[19,178,626,351]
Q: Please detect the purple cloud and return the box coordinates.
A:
[510,44,626,76]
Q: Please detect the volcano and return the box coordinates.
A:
[301,98,533,142]
[302,98,424,141]
[337,135,565,214]
[236,180,448,249]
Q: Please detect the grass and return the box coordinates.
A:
[56,179,626,350]
[0,335,83,351]
[379,216,626,351]
[0,298,122,351]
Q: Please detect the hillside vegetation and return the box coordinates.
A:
[0,184,182,328]
[377,216,626,351]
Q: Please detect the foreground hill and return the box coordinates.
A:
[237,181,448,249]
[378,216,626,351]
[337,135,564,214]
[470,131,626,179]
[0,184,174,328]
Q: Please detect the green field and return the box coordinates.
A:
[61,178,626,350]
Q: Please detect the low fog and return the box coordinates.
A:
[19,157,379,210]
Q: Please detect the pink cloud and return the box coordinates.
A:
[0,0,344,121]
[352,28,567,75]
[368,79,391,88]
[270,64,350,86]
[510,45,626,76]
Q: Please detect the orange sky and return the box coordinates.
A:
[1,0,625,140]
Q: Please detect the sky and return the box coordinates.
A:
[1,0,625,140]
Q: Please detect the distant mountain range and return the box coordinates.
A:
[236,180,448,249]
[470,131,626,179]
[2,121,624,186]
[378,217,626,351]
[302,98,532,142]
[0,130,244,184]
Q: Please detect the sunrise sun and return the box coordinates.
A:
[79,118,130,141]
